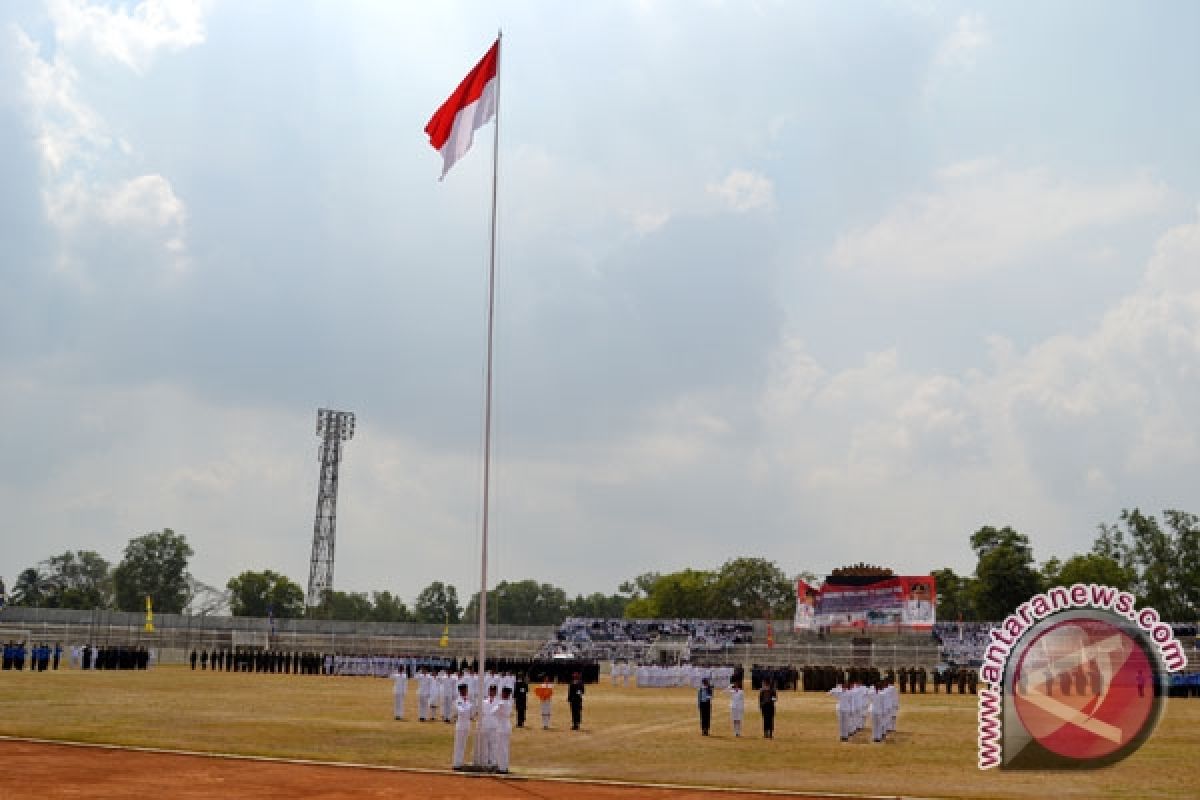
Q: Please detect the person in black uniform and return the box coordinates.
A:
[759,678,777,739]
[190,649,197,670]
[513,672,529,728]
[697,677,713,736]
[567,671,585,730]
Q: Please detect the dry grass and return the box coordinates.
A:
[1,667,1195,799]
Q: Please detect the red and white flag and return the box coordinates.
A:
[425,39,500,180]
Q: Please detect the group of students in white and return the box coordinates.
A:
[828,681,899,743]
[387,665,902,774]
[389,667,551,773]
[628,662,736,689]
[330,654,420,677]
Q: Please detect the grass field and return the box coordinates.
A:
[1,667,1195,799]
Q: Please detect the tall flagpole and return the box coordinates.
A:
[474,28,501,768]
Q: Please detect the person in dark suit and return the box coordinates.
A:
[697,678,714,736]
[759,678,777,739]
[513,672,529,728]
[568,672,585,730]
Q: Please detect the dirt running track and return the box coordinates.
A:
[0,740,878,800]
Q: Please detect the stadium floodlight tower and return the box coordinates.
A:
[307,408,356,609]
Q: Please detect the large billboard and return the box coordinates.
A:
[794,575,936,632]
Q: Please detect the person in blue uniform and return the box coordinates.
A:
[697,677,714,735]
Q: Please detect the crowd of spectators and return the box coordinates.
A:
[932,622,993,666]
[933,620,1198,666]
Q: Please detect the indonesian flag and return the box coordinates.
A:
[425,39,500,180]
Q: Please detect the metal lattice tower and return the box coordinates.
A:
[307,408,356,608]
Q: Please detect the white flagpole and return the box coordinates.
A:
[474,28,501,769]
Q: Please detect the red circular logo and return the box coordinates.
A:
[1012,617,1155,761]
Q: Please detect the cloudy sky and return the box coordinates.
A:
[2,1,1198,607]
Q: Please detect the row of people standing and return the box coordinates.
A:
[750,664,799,690]
[190,649,328,674]
[2,642,61,671]
[80,644,150,670]
[633,663,738,688]
[800,665,932,693]
[697,678,778,738]
[828,681,898,742]
[935,667,979,694]
[438,671,586,771]
[395,668,587,732]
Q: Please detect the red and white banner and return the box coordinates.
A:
[425,39,500,179]
[794,576,937,632]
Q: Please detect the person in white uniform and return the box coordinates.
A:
[416,668,430,721]
[451,683,474,769]
[496,685,514,773]
[391,666,408,720]
[829,683,853,741]
[728,680,745,737]
[480,684,501,769]
[441,670,456,722]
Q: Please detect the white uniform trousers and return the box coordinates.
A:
[452,724,470,768]
[497,724,512,771]
[839,711,854,740]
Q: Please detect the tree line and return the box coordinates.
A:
[5,507,1196,623]
[935,509,1198,622]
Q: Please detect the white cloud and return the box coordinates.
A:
[9,5,206,281]
[829,162,1168,278]
[1145,205,1200,293]
[11,27,107,175]
[707,169,776,213]
[102,174,187,229]
[934,13,990,70]
[48,0,207,73]
[763,209,1200,563]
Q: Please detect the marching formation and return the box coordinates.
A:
[828,681,899,743]
[634,663,736,688]
[386,666,586,773]
[2,642,149,671]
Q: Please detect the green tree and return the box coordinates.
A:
[311,589,373,620]
[618,572,660,601]
[622,595,658,618]
[1042,553,1135,591]
[567,591,630,619]
[931,567,976,621]
[1106,508,1199,620]
[413,581,461,624]
[370,591,412,623]
[55,550,113,609]
[10,567,52,607]
[463,579,570,626]
[226,570,305,618]
[968,525,1042,620]
[710,557,795,619]
[13,551,113,609]
[645,569,717,618]
[112,529,194,613]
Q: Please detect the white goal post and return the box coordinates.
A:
[0,629,32,644]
